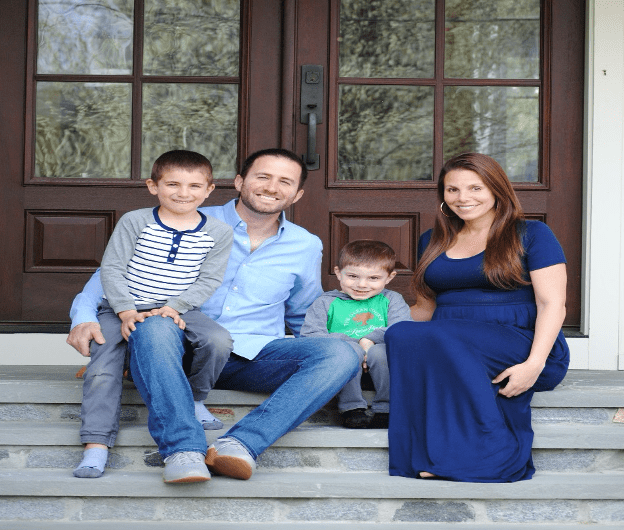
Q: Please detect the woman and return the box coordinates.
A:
[385,153,569,483]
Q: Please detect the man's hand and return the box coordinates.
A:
[118,310,146,341]
[149,306,186,330]
[66,322,105,357]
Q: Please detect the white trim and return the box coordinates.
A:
[587,0,624,369]
[568,337,589,370]
[0,334,87,366]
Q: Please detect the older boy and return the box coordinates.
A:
[301,240,411,428]
[74,150,233,482]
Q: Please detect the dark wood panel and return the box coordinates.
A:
[21,273,95,322]
[25,211,114,272]
[330,213,418,274]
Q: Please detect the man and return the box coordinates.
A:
[67,148,360,483]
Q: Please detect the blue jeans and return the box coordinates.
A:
[128,317,359,460]
[127,316,230,458]
[215,337,360,458]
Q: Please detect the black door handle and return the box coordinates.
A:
[300,65,323,170]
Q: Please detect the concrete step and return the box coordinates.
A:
[1,367,623,409]
[0,470,622,525]
[3,421,624,449]
[1,422,623,474]
[2,524,622,530]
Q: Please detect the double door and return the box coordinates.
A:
[0,0,584,328]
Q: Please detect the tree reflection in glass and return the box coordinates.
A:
[35,82,132,178]
[338,85,434,181]
[37,0,134,75]
[445,0,540,79]
[339,0,435,79]
[143,0,240,77]
[142,83,239,179]
[444,86,539,182]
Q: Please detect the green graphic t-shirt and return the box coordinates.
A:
[326,293,390,339]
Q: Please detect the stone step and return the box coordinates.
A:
[0,470,622,525]
[1,368,623,409]
[2,421,624,449]
[2,524,622,530]
[1,422,623,474]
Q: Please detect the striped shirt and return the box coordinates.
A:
[127,215,216,306]
[100,207,233,315]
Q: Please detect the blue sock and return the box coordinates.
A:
[194,400,224,430]
[73,447,108,478]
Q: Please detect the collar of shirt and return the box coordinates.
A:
[199,199,323,360]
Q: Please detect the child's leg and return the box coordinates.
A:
[336,343,368,412]
[182,309,233,430]
[366,343,389,413]
[75,302,126,478]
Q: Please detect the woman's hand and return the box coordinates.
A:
[492,360,545,398]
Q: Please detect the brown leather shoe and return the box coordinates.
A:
[205,437,256,480]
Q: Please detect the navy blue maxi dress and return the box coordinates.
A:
[385,220,569,482]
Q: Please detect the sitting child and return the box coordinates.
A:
[73,150,233,482]
[300,240,411,428]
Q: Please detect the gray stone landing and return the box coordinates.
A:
[0,366,622,528]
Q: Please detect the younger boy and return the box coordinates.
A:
[73,150,234,483]
[300,240,411,429]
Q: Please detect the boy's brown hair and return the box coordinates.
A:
[337,240,397,274]
[150,150,213,184]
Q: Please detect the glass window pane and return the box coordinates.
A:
[144,0,240,76]
[443,86,539,182]
[35,82,132,178]
[37,0,134,75]
[339,0,435,78]
[445,0,540,79]
[142,83,238,179]
[338,85,434,181]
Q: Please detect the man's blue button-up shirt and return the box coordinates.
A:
[70,199,324,360]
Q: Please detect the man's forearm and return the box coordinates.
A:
[69,269,104,328]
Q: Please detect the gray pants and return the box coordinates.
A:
[337,343,389,413]
[79,301,233,447]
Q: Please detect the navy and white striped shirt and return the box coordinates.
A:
[100,207,233,315]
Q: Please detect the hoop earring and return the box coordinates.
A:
[440,202,453,218]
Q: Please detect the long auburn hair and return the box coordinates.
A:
[412,153,528,300]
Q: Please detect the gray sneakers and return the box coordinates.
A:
[163,451,211,483]
[205,437,256,480]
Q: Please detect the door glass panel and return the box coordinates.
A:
[143,0,240,76]
[35,82,132,178]
[443,86,539,182]
[37,0,134,75]
[338,85,434,181]
[339,0,435,78]
[142,83,239,179]
[445,0,540,79]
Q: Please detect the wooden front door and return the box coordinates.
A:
[287,0,584,327]
[0,0,584,330]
